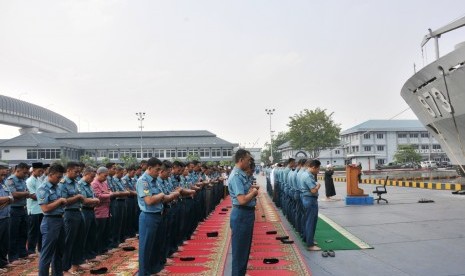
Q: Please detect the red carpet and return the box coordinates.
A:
[165,197,232,275]
[246,192,312,276]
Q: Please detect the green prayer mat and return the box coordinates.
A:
[314,214,373,250]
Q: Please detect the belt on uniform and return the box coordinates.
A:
[65,208,81,212]
[116,198,126,201]
[233,205,255,211]
[45,214,63,218]
[82,206,95,210]
[10,206,26,209]
[142,211,161,215]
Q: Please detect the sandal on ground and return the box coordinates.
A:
[328,250,335,257]
[322,251,329,257]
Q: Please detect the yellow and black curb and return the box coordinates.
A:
[317,176,465,191]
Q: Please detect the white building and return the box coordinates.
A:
[277,120,448,170]
[0,130,237,164]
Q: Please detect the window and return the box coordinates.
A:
[120,150,131,157]
[211,148,221,157]
[351,146,359,153]
[154,149,165,159]
[398,133,407,138]
[177,149,187,158]
[109,150,119,159]
[199,148,210,158]
[377,159,385,165]
[410,133,418,138]
[98,150,107,157]
[27,149,61,160]
[364,146,371,152]
[27,149,37,159]
[421,132,429,138]
[377,145,384,151]
[165,149,176,158]
[188,149,199,156]
[363,133,370,139]
[4,149,9,153]
[131,150,141,159]
[376,133,384,139]
[143,150,152,158]
[334,149,340,154]
[432,144,441,149]
[421,145,429,149]
[223,149,232,157]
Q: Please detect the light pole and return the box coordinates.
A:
[265,108,275,163]
[136,112,146,160]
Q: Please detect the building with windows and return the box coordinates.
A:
[277,120,448,170]
[0,130,237,164]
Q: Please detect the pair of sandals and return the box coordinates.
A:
[418,198,435,203]
[322,250,335,257]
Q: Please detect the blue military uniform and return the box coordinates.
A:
[77,178,97,261]
[180,174,196,239]
[6,174,29,261]
[228,167,256,276]
[0,181,12,268]
[122,174,137,238]
[112,175,127,246]
[153,176,174,272]
[37,182,65,276]
[59,176,85,271]
[136,172,163,276]
[299,170,319,247]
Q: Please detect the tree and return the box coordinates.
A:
[260,131,290,164]
[57,156,70,167]
[120,155,139,167]
[219,160,234,167]
[186,153,201,162]
[394,144,422,163]
[287,108,341,159]
[99,157,110,166]
[80,154,97,167]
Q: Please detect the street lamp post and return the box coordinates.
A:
[136,112,146,160]
[265,108,275,163]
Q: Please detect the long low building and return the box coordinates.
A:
[0,130,237,164]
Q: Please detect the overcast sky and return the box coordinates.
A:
[1,1,464,148]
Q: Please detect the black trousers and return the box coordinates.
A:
[0,218,9,268]
[27,213,43,254]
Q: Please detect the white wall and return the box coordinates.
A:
[1,148,27,161]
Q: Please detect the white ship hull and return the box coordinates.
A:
[401,45,465,166]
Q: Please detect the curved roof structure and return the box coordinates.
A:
[0,95,77,133]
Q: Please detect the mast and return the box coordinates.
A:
[421,16,465,60]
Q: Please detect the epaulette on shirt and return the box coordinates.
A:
[5,178,13,186]
[142,180,150,195]
[59,179,66,184]
[38,188,47,201]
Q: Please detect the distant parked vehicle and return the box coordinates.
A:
[438,161,453,168]
[376,162,419,170]
[376,162,402,170]
[420,161,438,168]
[400,162,420,169]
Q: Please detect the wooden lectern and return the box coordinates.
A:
[346,164,366,196]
